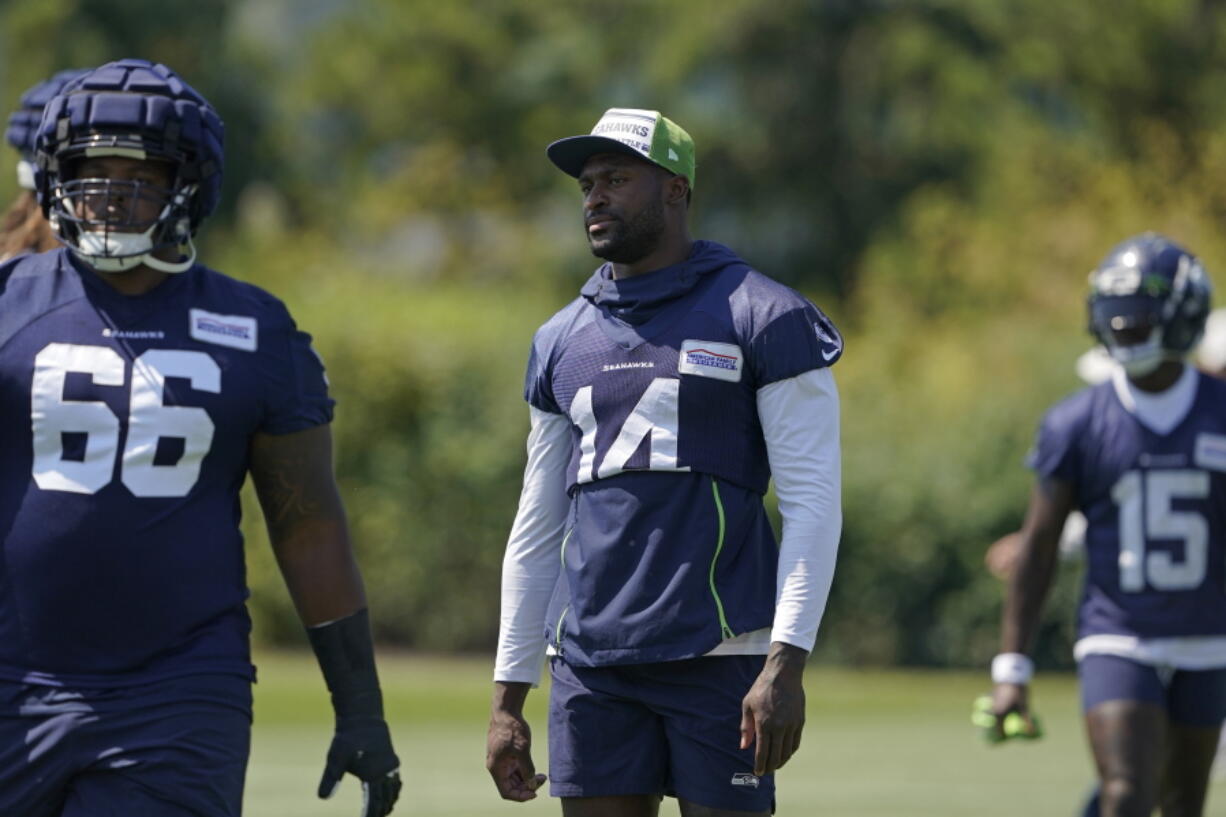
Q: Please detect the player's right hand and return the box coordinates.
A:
[486,710,547,801]
[980,683,1042,743]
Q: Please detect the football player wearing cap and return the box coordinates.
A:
[0,59,400,816]
[485,108,844,816]
[990,234,1226,817]
[1,68,90,261]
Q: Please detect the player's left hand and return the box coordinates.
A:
[318,716,402,816]
[740,644,808,776]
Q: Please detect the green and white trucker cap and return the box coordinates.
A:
[547,108,696,187]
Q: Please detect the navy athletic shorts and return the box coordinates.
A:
[1079,654,1226,726]
[0,674,252,817]
[548,654,774,812]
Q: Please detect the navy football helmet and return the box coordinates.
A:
[34,59,224,273]
[5,69,90,190]
[1087,233,1212,377]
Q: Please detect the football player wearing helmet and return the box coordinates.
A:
[486,109,843,817]
[0,60,400,816]
[990,234,1226,817]
[1,68,88,261]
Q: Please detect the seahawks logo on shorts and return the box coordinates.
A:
[730,772,760,788]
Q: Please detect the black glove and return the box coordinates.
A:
[318,714,401,816]
[308,609,402,817]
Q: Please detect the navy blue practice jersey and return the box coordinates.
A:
[0,249,332,686]
[1030,373,1226,640]
[527,240,842,665]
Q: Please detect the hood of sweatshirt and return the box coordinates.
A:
[579,240,746,326]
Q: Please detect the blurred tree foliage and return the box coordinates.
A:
[4,0,1226,668]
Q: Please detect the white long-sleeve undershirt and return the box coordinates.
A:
[493,368,842,685]
[709,367,842,655]
[492,407,572,685]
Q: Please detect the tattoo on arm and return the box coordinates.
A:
[250,427,341,539]
[255,444,319,527]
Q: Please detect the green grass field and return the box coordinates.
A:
[245,651,1226,816]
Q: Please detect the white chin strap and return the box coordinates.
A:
[74,226,195,274]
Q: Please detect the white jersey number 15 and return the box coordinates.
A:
[1111,468,1210,592]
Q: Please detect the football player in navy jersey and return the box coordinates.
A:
[990,234,1226,817]
[0,59,400,817]
[1,68,88,261]
[485,108,844,817]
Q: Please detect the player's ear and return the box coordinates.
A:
[665,174,690,207]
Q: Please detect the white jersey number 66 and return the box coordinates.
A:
[31,342,219,498]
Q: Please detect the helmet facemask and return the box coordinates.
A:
[49,157,197,273]
[1090,294,1168,377]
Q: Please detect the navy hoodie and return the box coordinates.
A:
[525,240,841,665]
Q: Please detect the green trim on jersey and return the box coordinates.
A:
[709,477,735,640]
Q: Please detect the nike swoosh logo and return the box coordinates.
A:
[822,347,839,361]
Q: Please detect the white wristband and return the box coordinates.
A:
[991,653,1034,685]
